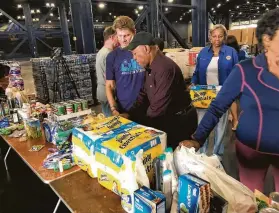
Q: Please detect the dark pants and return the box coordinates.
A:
[236,140,279,192]
[132,107,198,149]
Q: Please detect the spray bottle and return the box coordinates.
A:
[120,156,139,213]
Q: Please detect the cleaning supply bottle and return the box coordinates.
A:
[165,147,178,194]
[120,156,139,213]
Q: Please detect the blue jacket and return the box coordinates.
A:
[191,44,239,85]
[193,53,279,155]
[238,50,247,62]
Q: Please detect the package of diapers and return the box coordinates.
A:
[72,116,135,178]
[95,125,166,196]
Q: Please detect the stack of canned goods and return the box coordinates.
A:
[51,99,89,116]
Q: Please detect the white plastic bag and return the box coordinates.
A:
[174,146,257,213]
[135,149,150,188]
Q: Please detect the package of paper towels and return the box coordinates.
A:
[72,116,134,178]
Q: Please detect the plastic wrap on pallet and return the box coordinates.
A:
[31,54,96,104]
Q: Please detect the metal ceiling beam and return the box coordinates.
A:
[92,0,148,4]
[161,3,195,9]
[36,37,53,50]
[0,9,27,31]
[160,11,188,49]
[135,8,148,27]
[7,38,28,58]
[34,7,55,30]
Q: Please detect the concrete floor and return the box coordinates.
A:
[0,59,275,212]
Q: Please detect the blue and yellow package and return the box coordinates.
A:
[95,125,166,195]
[190,85,217,109]
[134,186,166,213]
[178,173,211,213]
[72,116,135,178]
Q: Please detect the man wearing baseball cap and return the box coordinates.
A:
[122,32,197,148]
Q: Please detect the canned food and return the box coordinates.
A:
[57,104,66,115]
[72,101,82,112]
[76,99,88,110]
[65,103,73,114]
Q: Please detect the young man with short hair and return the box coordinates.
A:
[106,16,145,115]
[96,26,118,117]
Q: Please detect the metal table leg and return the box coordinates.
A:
[53,199,61,213]
[4,147,11,171]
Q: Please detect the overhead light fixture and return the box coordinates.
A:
[229,9,231,11]
[114,15,116,18]
[217,3,221,8]
[46,3,50,7]
[58,17,60,20]
[277,5,279,7]
[254,15,256,18]
[189,9,192,12]
[236,5,239,9]
[36,18,39,21]
[22,16,25,19]
[239,12,242,14]
[32,18,36,21]
[17,16,21,19]
[0,13,2,16]
[9,20,12,23]
[165,8,168,11]
[48,20,52,23]
[135,10,138,14]
[37,9,41,13]
[50,13,53,16]
[98,3,105,9]
[247,1,250,4]
[175,21,178,23]
[96,20,98,22]
[257,7,259,9]
[263,4,266,7]
[109,12,112,15]
[211,8,214,11]
[51,3,55,7]
[138,5,144,10]
[31,10,35,14]
[266,8,269,10]
[226,0,229,2]
[168,0,174,2]
[213,10,216,13]
[180,17,182,21]
[67,19,70,22]
[17,4,22,8]
[137,14,140,16]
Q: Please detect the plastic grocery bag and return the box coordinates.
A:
[174,146,257,213]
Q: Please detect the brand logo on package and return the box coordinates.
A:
[116,132,143,149]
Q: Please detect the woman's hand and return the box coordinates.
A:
[179,140,201,151]
[187,83,195,91]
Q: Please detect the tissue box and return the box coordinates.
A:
[72,116,134,178]
[178,174,211,213]
[134,186,166,213]
[95,125,166,195]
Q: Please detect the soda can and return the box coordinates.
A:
[65,103,73,114]
[72,101,82,112]
[81,99,88,110]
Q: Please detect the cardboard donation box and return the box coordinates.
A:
[189,47,203,66]
[165,49,190,79]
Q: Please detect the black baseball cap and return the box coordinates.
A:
[124,32,155,51]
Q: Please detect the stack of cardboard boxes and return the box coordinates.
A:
[164,47,203,80]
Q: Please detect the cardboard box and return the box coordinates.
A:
[189,47,204,66]
[178,174,211,213]
[134,186,166,213]
[95,125,166,195]
[165,50,190,78]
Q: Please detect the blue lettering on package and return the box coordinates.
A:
[178,175,200,213]
[120,59,144,74]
